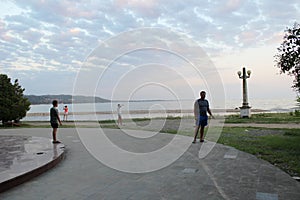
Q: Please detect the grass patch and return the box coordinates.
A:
[0,123,34,129]
[110,121,300,176]
[99,124,120,129]
[98,119,116,124]
[284,129,300,136]
[159,129,179,134]
[132,118,151,122]
[217,127,300,176]
[165,116,182,120]
[225,112,300,124]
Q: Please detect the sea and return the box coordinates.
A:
[24,98,299,121]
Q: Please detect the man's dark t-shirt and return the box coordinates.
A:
[198,99,209,116]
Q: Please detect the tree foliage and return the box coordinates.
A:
[275,23,300,93]
[0,74,31,124]
[275,22,300,94]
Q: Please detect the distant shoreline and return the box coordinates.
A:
[26,108,267,117]
[25,94,180,105]
[25,94,111,105]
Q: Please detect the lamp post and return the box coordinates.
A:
[237,67,251,118]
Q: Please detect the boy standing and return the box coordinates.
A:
[50,100,62,144]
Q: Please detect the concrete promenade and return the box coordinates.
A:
[0,127,299,200]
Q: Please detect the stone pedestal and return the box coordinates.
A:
[240,107,251,118]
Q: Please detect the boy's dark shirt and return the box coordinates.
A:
[50,107,59,124]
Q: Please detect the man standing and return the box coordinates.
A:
[50,100,62,144]
[193,91,213,143]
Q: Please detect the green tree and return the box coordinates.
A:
[275,22,300,93]
[0,74,31,124]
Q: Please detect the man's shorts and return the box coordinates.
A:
[51,122,59,128]
[196,115,208,127]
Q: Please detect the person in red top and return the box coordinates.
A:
[63,105,68,121]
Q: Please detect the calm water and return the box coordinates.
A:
[24,98,298,121]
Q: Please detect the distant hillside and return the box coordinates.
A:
[25,95,111,105]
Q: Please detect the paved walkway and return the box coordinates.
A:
[0,127,299,200]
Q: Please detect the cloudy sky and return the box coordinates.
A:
[0,0,299,101]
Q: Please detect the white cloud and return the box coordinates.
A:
[193,7,214,24]
[0,0,299,98]
[0,1,24,18]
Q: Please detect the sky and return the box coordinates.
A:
[0,0,299,102]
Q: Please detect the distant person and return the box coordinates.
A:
[63,105,69,121]
[50,100,62,144]
[117,104,123,126]
[192,91,214,143]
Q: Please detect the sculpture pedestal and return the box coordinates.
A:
[240,106,251,118]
